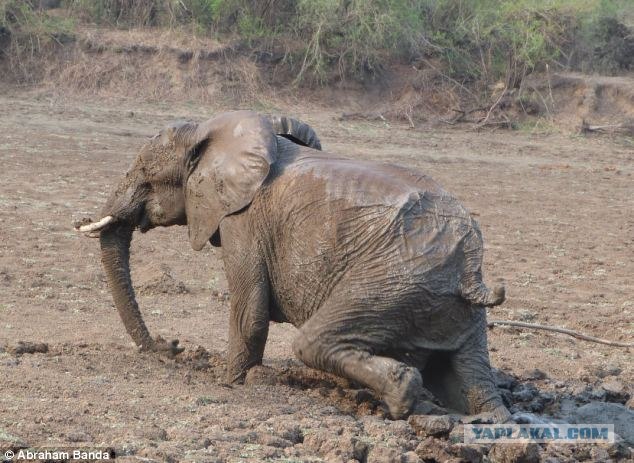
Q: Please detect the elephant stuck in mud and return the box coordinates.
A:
[76,110,509,421]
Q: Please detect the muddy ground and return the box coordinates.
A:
[0,92,632,462]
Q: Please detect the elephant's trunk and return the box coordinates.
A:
[99,223,154,350]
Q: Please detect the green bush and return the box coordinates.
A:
[289,0,425,83]
[572,12,634,73]
[419,0,633,87]
[63,0,223,29]
[212,0,633,83]
[4,0,633,85]
[63,0,159,26]
[0,0,74,61]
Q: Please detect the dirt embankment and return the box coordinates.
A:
[2,26,633,134]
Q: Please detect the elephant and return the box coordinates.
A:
[76,110,509,421]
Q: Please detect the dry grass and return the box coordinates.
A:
[51,47,265,104]
[76,24,223,50]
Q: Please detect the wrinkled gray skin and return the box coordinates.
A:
[82,111,509,421]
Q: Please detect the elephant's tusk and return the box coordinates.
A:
[75,216,114,233]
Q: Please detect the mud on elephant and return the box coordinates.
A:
[76,110,509,421]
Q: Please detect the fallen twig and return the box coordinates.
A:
[475,119,513,130]
[488,320,634,348]
[441,107,487,125]
[339,112,387,122]
[580,120,625,133]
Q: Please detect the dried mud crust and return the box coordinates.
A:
[135,263,189,296]
[0,93,633,461]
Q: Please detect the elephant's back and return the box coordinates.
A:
[270,145,476,236]
[259,143,485,326]
[275,148,447,208]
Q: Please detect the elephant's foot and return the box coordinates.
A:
[225,351,265,385]
[143,335,185,358]
[382,364,423,419]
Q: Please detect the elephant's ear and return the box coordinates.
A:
[184,111,276,251]
[267,115,322,150]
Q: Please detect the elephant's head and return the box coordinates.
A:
[76,111,320,354]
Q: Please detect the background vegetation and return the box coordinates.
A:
[1,0,633,87]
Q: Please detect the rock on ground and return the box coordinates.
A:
[408,414,456,438]
[572,402,634,446]
[488,442,540,463]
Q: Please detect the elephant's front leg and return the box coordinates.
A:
[219,217,271,384]
[225,274,270,384]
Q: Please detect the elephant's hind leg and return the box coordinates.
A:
[451,314,510,422]
[294,336,422,419]
[406,350,468,413]
[293,303,422,419]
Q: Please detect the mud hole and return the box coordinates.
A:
[0,92,633,462]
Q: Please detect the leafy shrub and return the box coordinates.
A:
[4,0,634,85]
[288,0,426,83]
[214,0,633,83]
[0,0,73,76]
[572,15,634,73]
[419,0,633,88]
[64,0,159,26]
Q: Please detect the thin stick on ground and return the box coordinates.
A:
[580,120,626,134]
[442,107,488,125]
[488,320,634,348]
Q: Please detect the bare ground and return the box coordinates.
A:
[0,91,633,462]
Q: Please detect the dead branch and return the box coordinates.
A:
[404,111,415,129]
[530,86,553,119]
[488,319,634,348]
[338,112,386,122]
[477,88,507,127]
[442,109,465,125]
[475,119,513,131]
[420,59,479,101]
[442,107,487,125]
[580,120,625,134]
